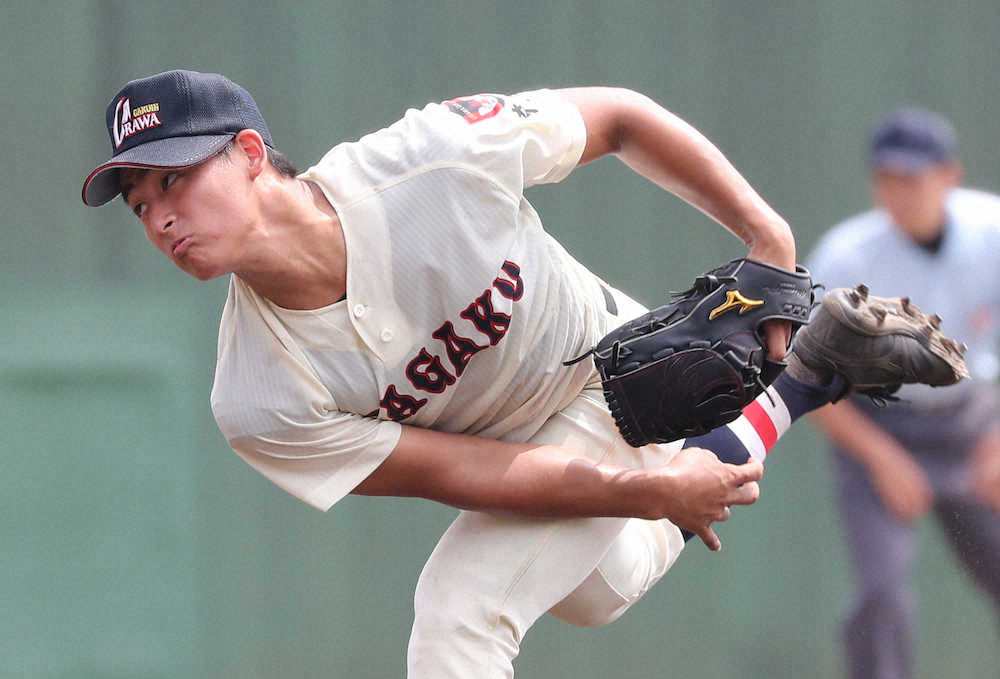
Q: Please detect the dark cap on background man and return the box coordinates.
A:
[869,107,957,173]
[82,70,272,207]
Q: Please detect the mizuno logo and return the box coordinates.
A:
[709,290,765,320]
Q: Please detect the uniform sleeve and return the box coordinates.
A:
[432,88,588,189]
[341,88,588,198]
[210,279,402,512]
[220,410,401,512]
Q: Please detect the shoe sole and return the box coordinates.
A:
[794,284,970,390]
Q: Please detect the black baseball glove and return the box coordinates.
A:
[568,258,813,447]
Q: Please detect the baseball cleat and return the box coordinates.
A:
[790,284,970,398]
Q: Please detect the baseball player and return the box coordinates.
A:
[807,108,1000,679]
[81,70,965,678]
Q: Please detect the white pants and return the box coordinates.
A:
[407,386,687,678]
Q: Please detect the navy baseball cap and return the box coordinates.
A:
[869,107,957,173]
[82,69,273,206]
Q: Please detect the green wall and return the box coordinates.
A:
[2,1,998,677]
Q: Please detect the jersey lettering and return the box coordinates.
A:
[405,348,457,393]
[460,290,511,345]
[376,259,524,420]
[431,321,485,376]
[379,384,428,422]
[492,260,524,300]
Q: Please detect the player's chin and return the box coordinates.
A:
[175,255,227,281]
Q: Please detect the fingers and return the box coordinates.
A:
[698,526,722,552]
[733,458,764,484]
[763,320,792,361]
[728,480,760,506]
[664,450,765,552]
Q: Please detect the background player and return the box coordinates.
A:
[807,108,1000,679]
[82,71,965,678]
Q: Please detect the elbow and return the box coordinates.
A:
[604,87,651,157]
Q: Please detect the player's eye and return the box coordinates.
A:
[162,172,179,190]
[133,202,147,219]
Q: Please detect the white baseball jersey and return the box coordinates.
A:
[210,90,625,511]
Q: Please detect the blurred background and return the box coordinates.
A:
[2,1,998,677]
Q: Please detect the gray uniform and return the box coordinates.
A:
[807,187,1000,679]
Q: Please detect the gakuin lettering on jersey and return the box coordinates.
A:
[113,97,163,149]
[405,349,457,394]
[378,385,427,422]
[493,260,524,300]
[443,94,505,124]
[377,260,524,421]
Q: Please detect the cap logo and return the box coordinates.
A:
[112,97,162,149]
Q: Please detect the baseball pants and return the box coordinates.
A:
[406,383,687,678]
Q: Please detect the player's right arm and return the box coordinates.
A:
[808,401,932,522]
[352,425,761,551]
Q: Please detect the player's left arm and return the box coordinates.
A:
[555,86,796,357]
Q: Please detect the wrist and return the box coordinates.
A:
[746,218,796,270]
[641,466,683,522]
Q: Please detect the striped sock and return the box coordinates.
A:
[682,370,843,464]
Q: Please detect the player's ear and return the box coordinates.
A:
[234,129,267,180]
[944,160,963,188]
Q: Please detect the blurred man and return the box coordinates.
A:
[808,108,1000,679]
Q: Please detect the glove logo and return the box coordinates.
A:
[708,290,765,320]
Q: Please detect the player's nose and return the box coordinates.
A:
[146,201,175,235]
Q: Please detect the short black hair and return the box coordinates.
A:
[265,146,298,178]
[217,139,298,178]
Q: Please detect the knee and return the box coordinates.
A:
[547,569,632,628]
[549,598,628,628]
[845,580,915,631]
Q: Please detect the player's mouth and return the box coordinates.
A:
[171,236,191,257]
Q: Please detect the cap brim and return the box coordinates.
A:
[871,148,944,174]
[82,133,235,206]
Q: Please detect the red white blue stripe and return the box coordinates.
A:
[725,386,792,461]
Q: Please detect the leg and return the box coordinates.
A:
[935,495,1000,616]
[408,508,630,678]
[686,365,841,465]
[834,447,918,679]
[407,387,685,678]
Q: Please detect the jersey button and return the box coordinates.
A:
[353,303,367,318]
[380,328,394,342]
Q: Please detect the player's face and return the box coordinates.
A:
[872,163,960,243]
[121,151,254,281]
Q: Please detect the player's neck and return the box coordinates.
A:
[234,177,348,310]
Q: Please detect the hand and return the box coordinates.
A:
[660,447,763,551]
[868,449,932,523]
[970,431,1000,513]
